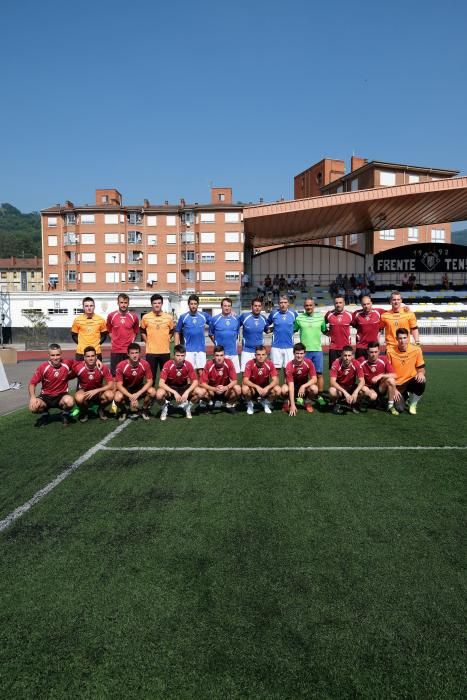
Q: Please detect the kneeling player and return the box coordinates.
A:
[242,344,281,415]
[156,344,199,420]
[386,328,426,415]
[329,345,365,414]
[114,343,156,421]
[359,341,397,415]
[195,345,241,414]
[74,346,115,422]
[29,343,75,427]
[281,342,318,416]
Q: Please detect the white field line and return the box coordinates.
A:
[101,445,467,452]
[0,421,131,533]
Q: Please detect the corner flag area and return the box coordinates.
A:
[0,356,465,697]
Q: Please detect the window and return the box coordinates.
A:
[128,270,143,283]
[105,232,120,244]
[64,232,78,245]
[48,235,57,247]
[408,174,420,184]
[128,230,142,244]
[167,254,177,265]
[335,236,344,247]
[105,253,119,264]
[182,251,195,262]
[65,270,77,282]
[225,231,240,243]
[147,254,158,265]
[81,233,95,244]
[181,232,195,243]
[166,215,177,226]
[225,212,240,223]
[218,193,225,202]
[48,308,68,315]
[200,231,215,243]
[101,195,109,203]
[147,273,158,284]
[336,185,343,194]
[148,234,157,245]
[146,215,157,226]
[380,229,395,240]
[183,270,195,281]
[47,216,57,227]
[225,271,240,281]
[225,251,240,261]
[166,234,177,244]
[323,237,330,245]
[81,252,96,263]
[201,271,216,281]
[65,213,76,225]
[200,212,215,223]
[48,254,58,265]
[379,171,396,187]
[201,252,215,263]
[104,214,119,225]
[181,211,195,225]
[106,272,120,284]
[1,272,6,279]
[81,272,96,283]
[66,251,76,264]
[349,234,358,246]
[350,178,358,192]
[127,212,143,224]
[431,228,445,242]
[81,214,95,224]
[408,227,419,241]
[128,251,143,263]
[167,272,177,284]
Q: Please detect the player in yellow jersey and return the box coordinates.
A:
[71,297,107,360]
[386,328,426,415]
[140,293,175,381]
[380,291,419,349]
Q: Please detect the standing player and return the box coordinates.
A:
[71,297,107,360]
[281,342,318,416]
[266,296,298,371]
[329,346,365,414]
[324,295,353,369]
[209,298,240,372]
[294,297,327,402]
[380,291,419,350]
[386,328,426,414]
[359,341,398,415]
[238,298,268,371]
[195,345,241,414]
[352,295,386,360]
[106,293,140,375]
[29,343,75,427]
[73,346,115,422]
[242,344,281,415]
[156,345,199,421]
[140,293,175,381]
[114,343,156,421]
[174,294,211,373]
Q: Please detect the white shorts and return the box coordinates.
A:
[241,351,255,372]
[270,346,294,369]
[226,354,241,373]
[185,351,207,370]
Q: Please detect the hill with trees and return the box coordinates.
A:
[0,203,41,257]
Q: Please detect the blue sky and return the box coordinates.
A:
[1,0,466,228]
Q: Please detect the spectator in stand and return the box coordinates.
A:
[367,267,376,294]
[241,272,249,288]
[442,272,450,290]
[299,274,307,292]
[264,274,272,292]
[401,272,410,290]
[272,275,280,301]
[408,273,416,290]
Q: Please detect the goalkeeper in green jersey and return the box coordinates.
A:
[294,298,327,404]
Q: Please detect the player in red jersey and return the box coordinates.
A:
[195,345,241,414]
[156,344,199,421]
[281,342,318,416]
[106,294,140,374]
[114,343,156,421]
[329,345,365,414]
[352,296,386,359]
[242,344,281,415]
[73,346,115,422]
[29,343,75,427]
[325,296,354,368]
[359,341,398,414]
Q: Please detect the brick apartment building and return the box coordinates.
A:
[41,187,244,295]
[294,156,458,254]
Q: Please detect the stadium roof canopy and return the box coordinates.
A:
[243,176,467,248]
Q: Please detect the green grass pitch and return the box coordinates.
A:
[0,356,465,698]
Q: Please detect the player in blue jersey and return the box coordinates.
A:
[266,295,298,369]
[174,294,211,372]
[209,298,240,372]
[238,298,269,371]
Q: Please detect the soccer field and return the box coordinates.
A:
[0,356,465,698]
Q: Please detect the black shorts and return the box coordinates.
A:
[397,378,426,397]
[38,392,68,409]
[145,353,170,381]
[110,352,128,375]
[355,348,368,360]
[329,349,342,368]
[166,384,190,396]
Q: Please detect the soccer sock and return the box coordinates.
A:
[410,393,422,406]
[388,400,394,408]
